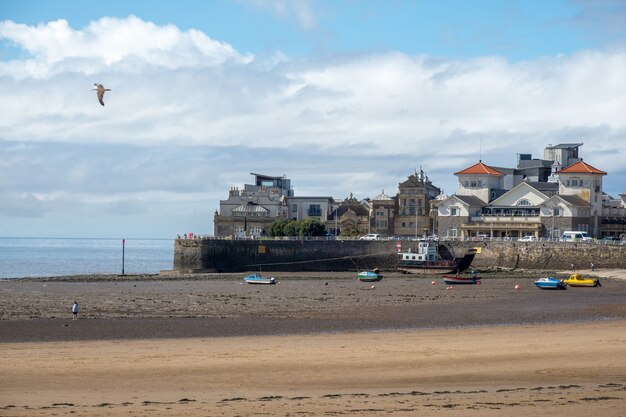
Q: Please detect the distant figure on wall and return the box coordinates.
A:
[72,301,79,320]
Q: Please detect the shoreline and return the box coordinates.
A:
[2,266,624,281]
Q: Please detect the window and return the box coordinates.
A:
[409,222,414,227]
[464,181,469,187]
[553,208,561,216]
[517,199,531,206]
[292,204,297,212]
[470,180,477,187]
[450,207,458,216]
[308,204,321,216]
[401,222,406,227]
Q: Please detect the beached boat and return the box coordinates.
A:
[357,271,383,282]
[563,273,601,287]
[534,277,567,290]
[243,273,276,285]
[397,241,476,275]
[442,274,481,285]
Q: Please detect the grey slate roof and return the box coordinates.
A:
[454,195,487,206]
[557,195,591,206]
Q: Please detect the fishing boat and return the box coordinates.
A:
[534,277,567,290]
[243,273,276,285]
[357,270,383,282]
[397,241,476,275]
[442,273,481,285]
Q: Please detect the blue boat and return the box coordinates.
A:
[534,277,566,290]
[243,273,276,285]
[357,271,383,282]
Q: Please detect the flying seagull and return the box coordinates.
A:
[92,83,111,106]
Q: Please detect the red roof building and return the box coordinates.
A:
[454,161,504,176]
[557,161,607,175]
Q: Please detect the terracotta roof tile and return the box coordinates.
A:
[454,161,504,176]
[557,161,607,175]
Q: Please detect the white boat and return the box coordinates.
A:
[243,273,276,285]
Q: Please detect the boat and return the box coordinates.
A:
[243,273,276,285]
[357,270,383,282]
[442,273,481,285]
[563,273,601,287]
[534,277,567,290]
[397,241,476,275]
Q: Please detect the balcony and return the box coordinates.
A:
[471,216,541,224]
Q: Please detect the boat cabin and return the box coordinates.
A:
[398,241,438,262]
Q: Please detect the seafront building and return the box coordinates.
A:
[213,144,625,240]
[213,170,438,238]
[434,143,624,239]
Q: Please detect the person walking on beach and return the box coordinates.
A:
[72,301,79,320]
[591,262,595,272]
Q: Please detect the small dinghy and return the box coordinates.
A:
[534,277,566,290]
[357,270,383,282]
[243,273,276,285]
[442,274,481,285]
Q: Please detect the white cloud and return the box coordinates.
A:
[0,16,252,78]
[1,16,625,236]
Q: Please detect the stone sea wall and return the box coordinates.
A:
[172,238,626,273]
[447,240,626,270]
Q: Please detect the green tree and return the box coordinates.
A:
[298,218,326,237]
[269,219,288,237]
[283,220,299,236]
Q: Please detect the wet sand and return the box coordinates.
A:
[1,271,625,415]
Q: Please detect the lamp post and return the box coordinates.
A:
[121,238,125,276]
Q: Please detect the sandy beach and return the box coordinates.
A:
[1,271,625,416]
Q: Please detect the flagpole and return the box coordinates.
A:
[122,238,125,276]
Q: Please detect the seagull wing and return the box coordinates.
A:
[97,89,105,106]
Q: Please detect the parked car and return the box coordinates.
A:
[518,236,536,242]
[359,234,381,241]
[561,231,592,242]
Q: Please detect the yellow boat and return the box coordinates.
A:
[563,273,601,287]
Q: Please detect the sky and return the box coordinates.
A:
[1,0,626,238]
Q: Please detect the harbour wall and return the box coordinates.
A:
[172,239,626,273]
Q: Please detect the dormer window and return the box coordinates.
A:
[516,199,531,206]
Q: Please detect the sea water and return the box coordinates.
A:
[0,238,173,279]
